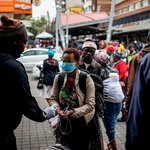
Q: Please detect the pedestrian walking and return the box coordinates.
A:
[39,47,59,105]
[0,15,57,150]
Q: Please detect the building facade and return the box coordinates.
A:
[113,0,150,45]
[0,0,32,27]
[82,0,111,15]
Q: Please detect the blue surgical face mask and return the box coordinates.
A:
[60,62,76,73]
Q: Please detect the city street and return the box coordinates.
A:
[14,72,126,150]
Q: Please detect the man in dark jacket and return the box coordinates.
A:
[79,41,101,75]
[0,16,56,150]
[125,52,150,150]
[124,29,150,116]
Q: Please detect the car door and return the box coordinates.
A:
[17,50,36,69]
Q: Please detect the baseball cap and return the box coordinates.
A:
[106,45,115,52]
[82,41,97,50]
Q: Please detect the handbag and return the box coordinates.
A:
[37,78,43,89]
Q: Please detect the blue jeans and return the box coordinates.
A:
[102,101,122,142]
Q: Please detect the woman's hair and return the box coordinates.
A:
[62,48,80,61]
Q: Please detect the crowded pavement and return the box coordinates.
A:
[14,72,126,150]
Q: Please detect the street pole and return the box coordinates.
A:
[106,0,115,42]
[55,4,59,52]
[66,8,69,49]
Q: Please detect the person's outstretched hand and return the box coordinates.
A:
[43,105,56,119]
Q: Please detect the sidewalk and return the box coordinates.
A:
[14,73,126,150]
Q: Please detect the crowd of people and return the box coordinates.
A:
[0,15,150,150]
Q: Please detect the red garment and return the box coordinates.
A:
[113,60,128,94]
[113,60,128,81]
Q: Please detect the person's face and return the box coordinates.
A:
[113,56,119,62]
[12,33,27,59]
[62,53,78,66]
[82,48,95,63]
[129,47,135,53]
[107,50,113,56]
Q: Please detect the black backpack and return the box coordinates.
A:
[58,71,105,118]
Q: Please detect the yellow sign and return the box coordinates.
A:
[70,7,83,14]
[32,0,41,6]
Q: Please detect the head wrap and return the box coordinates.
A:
[0,15,26,38]
[95,51,109,64]
[82,41,97,51]
[113,51,122,59]
[48,49,55,58]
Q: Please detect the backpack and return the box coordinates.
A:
[58,71,105,118]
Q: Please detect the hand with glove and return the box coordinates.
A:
[43,105,56,120]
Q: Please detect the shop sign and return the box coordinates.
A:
[14,4,31,10]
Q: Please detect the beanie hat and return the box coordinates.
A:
[76,43,83,51]
[106,45,115,52]
[95,51,109,65]
[113,51,122,59]
[0,15,26,38]
[82,41,97,50]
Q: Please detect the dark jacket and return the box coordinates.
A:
[124,44,150,109]
[42,58,59,86]
[0,53,46,132]
[126,53,150,150]
[79,59,101,75]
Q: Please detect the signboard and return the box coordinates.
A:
[32,0,41,6]
[70,7,82,14]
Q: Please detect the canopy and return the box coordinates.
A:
[27,32,34,37]
[36,31,53,39]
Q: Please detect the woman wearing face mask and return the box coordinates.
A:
[49,48,95,150]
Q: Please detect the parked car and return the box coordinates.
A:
[17,48,49,71]
[32,52,63,78]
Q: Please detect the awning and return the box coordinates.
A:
[54,12,109,36]
[36,32,53,39]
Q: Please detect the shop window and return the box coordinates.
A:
[135,2,141,9]
[123,7,129,14]
[142,0,148,7]
[129,4,134,12]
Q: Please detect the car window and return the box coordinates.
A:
[23,50,35,56]
[36,50,48,55]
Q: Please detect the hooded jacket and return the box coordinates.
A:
[0,52,46,132]
[124,44,150,109]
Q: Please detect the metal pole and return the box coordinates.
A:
[55,5,59,52]
[66,8,69,49]
[106,0,115,42]
[58,8,66,50]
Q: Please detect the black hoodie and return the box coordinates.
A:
[0,53,46,131]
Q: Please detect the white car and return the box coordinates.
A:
[17,48,49,71]
[32,52,63,78]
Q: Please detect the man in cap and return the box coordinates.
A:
[79,41,101,75]
[0,15,57,149]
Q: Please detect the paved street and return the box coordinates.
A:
[15,73,126,150]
